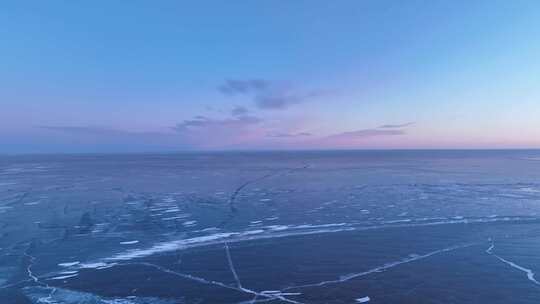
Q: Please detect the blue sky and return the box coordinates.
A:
[2,1,540,152]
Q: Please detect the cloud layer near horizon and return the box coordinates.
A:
[34,80,414,151]
[37,118,413,151]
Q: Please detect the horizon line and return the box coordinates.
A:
[2,147,540,157]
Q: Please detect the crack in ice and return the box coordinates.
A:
[224,242,243,289]
[23,247,58,304]
[284,243,475,291]
[24,252,40,284]
[120,262,303,304]
[220,164,309,228]
[223,242,304,304]
[486,240,540,286]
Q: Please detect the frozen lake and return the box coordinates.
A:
[1,150,540,303]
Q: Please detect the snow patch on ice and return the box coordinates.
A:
[356,296,370,303]
[120,240,139,245]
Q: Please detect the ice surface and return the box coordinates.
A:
[2,151,540,303]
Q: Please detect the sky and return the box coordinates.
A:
[1,0,540,153]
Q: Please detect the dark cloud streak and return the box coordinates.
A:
[37,126,166,137]
[378,122,415,129]
[326,122,414,140]
[218,79,324,110]
[218,79,269,95]
[267,132,312,138]
[172,115,262,132]
[231,106,249,117]
[328,128,405,139]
